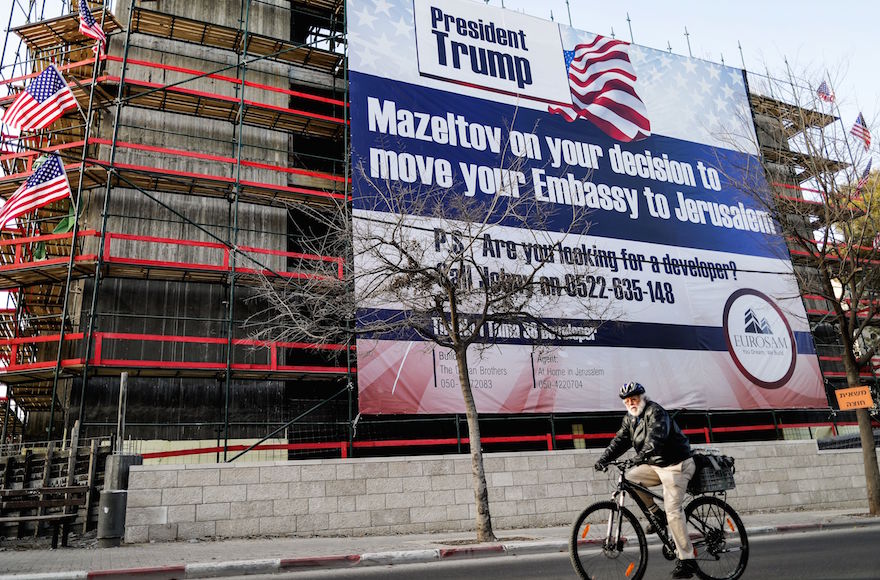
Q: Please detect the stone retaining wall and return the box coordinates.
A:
[124,440,874,542]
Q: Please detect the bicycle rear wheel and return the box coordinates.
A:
[569,500,648,580]
[685,495,749,580]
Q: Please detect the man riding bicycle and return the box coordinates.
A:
[594,382,698,579]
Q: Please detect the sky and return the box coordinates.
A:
[3,0,877,129]
[486,0,879,145]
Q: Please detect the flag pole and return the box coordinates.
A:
[71,94,88,123]
[57,63,90,124]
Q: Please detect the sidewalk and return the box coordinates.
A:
[1,508,877,579]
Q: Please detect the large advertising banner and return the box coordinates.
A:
[348,0,826,413]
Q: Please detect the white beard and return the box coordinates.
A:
[627,397,647,417]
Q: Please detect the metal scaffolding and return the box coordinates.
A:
[747,71,880,395]
[0,0,353,452]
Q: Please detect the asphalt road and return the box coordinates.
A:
[227,527,880,579]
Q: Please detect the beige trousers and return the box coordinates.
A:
[627,457,696,560]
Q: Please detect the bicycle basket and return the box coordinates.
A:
[688,451,735,494]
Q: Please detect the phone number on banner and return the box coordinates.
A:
[541,275,676,303]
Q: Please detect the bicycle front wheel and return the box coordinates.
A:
[569,500,648,580]
[685,495,749,580]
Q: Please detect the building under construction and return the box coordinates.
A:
[0,0,874,461]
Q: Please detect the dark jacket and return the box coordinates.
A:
[598,400,691,467]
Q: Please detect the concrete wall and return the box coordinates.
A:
[124,440,876,543]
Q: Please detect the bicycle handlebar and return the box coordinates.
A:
[606,459,636,471]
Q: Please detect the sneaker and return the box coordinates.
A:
[672,558,699,579]
[645,509,667,534]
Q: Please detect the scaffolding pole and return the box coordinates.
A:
[77,0,136,428]
[340,1,355,454]
[1,396,9,443]
[48,4,109,442]
[223,0,252,461]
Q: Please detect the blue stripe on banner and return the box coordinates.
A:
[356,308,816,355]
[793,330,817,355]
[350,71,788,259]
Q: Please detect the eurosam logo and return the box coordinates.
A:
[412,0,571,104]
[723,289,796,389]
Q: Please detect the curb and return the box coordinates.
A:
[2,520,878,580]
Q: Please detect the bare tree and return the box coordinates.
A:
[723,71,880,514]
[248,147,608,541]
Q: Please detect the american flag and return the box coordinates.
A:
[548,35,650,142]
[857,158,872,191]
[816,81,835,103]
[1,65,78,131]
[851,113,871,151]
[78,0,106,53]
[0,154,71,229]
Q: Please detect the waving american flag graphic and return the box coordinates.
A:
[549,35,651,142]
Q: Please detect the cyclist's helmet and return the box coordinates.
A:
[619,381,646,399]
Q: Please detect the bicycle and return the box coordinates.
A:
[569,459,748,580]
